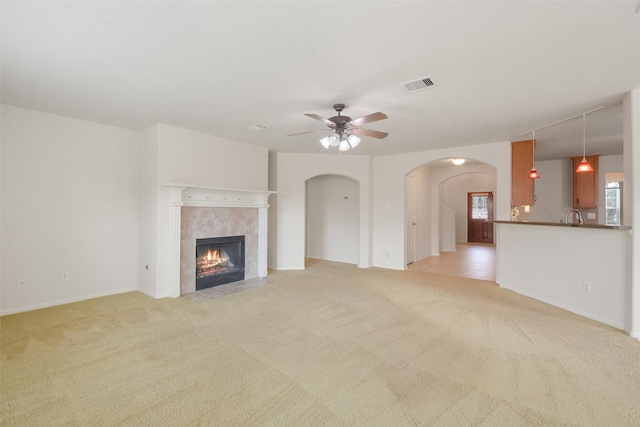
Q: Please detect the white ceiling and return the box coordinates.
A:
[2,1,639,159]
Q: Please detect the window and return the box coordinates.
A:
[471,194,489,219]
[605,181,622,225]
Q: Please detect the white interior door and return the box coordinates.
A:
[405,175,416,265]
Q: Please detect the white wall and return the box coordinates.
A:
[274,153,371,270]
[306,175,359,264]
[157,124,268,190]
[267,152,278,270]
[497,223,629,330]
[440,172,496,242]
[623,88,639,338]
[407,165,432,262]
[439,205,456,252]
[137,125,160,297]
[1,105,139,314]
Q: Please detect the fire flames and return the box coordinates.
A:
[206,249,225,265]
[196,248,233,277]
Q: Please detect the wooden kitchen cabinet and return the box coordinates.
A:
[511,139,535,206]
[572,155,599,208]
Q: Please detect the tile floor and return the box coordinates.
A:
[407,242,496,281]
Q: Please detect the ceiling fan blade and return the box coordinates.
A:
[304,113,335,126]
[349,112,387,127]
[286,129,325,137]
[352,128,389,139]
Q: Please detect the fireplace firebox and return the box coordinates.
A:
[195,236,245,290]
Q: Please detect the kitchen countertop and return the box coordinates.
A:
[489,220,632,231]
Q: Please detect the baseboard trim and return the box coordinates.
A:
[502,286,625,332]
[136,287,158,299]
[0,287,137,316]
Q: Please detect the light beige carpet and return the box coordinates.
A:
[2,260,639,426]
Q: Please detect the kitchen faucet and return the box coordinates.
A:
[564,209,584,225]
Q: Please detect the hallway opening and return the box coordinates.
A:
[408,243,495,282]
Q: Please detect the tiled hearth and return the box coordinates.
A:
[181,276,270,302]
[163,185,273,298]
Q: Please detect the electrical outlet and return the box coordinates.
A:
[61,272,69,282]
[17,277,27,288]
[583,282,592,293]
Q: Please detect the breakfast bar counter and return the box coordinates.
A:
[490,220,631,231]
[492,220,631,332]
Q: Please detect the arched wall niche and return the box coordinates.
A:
[305,174,360,265]
[273,153,371,271]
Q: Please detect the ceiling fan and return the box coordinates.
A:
[288,103,388,151]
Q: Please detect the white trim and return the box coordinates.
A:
[137,287,157,299]
[258,207,268,277]
[163,184,275,208]
[504,287,625,331]
[0,287,138,316]
[167,186,186,298]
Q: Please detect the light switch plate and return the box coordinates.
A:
[587,213,596,219]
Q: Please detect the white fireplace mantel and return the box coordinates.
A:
[162,184,275,298]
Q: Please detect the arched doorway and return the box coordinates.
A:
[405,160,497,281]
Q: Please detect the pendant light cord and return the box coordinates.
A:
[527,129,540,178]
[532,130,536,166]
[582,114,587,161]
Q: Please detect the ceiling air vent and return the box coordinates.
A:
[244,123,270,132]
[399,76,435,93]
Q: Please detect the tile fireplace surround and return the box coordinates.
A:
[181,207,255,295]
[164,185,273,297]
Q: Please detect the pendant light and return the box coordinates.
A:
[576,114,594,173]
[528,130,540,179]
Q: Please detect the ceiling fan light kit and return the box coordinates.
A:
[320,133,362,151]
[288,103,388,152]
[347,134,361,148]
